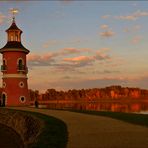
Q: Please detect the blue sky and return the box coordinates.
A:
[0,1,148,91]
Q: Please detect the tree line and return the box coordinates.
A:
[29,85,148,101]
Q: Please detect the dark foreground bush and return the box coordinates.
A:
[0,109,68,148]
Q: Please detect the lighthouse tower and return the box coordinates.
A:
[0,16,30,106]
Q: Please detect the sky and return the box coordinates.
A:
[0,0,148,91]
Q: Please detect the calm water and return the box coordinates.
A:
[45,100,148,113]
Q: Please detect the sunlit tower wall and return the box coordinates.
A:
[0,16,30,106]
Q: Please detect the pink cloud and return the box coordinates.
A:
[115,15,137,21]
[99,48,110,52]
[60,47,92,56]
[100,24,109,29]
[28,53,56,61]
[94,51,111,61]
[134,10,148,17]
[101,15,110,19]
[0,13,6,25]
[131,36,142,44]
[124,25,141,33]
[115,10,148,21]
[43,40,60,48]
[27,53,55,66]
[62,48,80,54]
[63,56,93,63]
[27,54,40,61]
[100,30,115,38]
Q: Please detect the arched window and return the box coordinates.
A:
[17,58,24,71]
[10,35,13,41]
[1,92,7,107]
[16,35,18,41]
[18,59,23,66]
[2,59,7,71]
[3,59,6,66]
[19,59,23,70]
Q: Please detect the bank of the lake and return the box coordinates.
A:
[69,110,148,127]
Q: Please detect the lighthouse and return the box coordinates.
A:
[0,15,30,106]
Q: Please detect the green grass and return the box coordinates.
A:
[69,109,148,128]
[2,109,68,148]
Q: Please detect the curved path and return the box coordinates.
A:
[10,107,148,148]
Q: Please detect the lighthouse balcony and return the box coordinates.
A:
[1,65,7,72]
[17,65,28,73]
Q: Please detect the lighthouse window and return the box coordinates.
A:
[16,35,18,41]
[3,59,6,65]
[19,81,24,88]
[2,59,7,71]
[11,35,13,41]
[3,82,6,88]
[19,96,26,103]
[18,59,23,66]
[17,58,24,70]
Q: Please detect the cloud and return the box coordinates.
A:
[43,40,60,48]
[94,51,111,61]
[100,24,109,30]
[124,25,141,33]
[62,76,72,79]
[67,38,88,44]
[103,70,120,74]
[61,48,81,54]
[131,36,142,44]
[60,47,91,56]
[63,56,93,63]
[134,10,148,17]
[115,10,148,21]
[115,15,137,21]
[100,30,115,38]
[62,49,112,70]
[63,56,94,68]
[27,47,93,67]
[99,47,110,52]
[0,13,6,25]
[101,15,110,19]
[92,70,120,74]
[27,46,121,74]
[102,10,148,22]
[27,53,55,66]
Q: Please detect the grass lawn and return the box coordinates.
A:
[69,109,148,128]
[1,109,68,148]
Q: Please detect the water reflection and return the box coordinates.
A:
[46,101,148,113]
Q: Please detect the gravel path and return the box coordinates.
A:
[10,107,148,148]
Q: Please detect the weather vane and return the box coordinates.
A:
[10,8,19,20]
